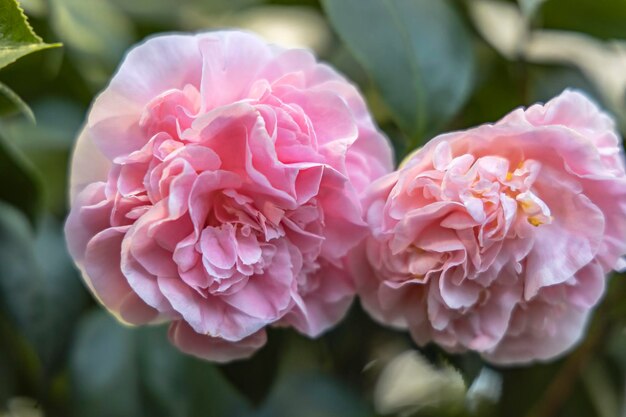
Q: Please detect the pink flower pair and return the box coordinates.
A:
[65,30,626,364]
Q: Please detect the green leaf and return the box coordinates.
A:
[0,135,42,225]
[498,362,562,417]
[0,0,60,70]
[71,311,251,417]
[0,98,85,214]
[31,216,89,374]
[16,0,47,17]
[0,203,36,315]
[220,329,285,406]
[256,371,371,417]
[138,326,251,417]
[321,0,475,145]
[541,0,626,40]
[0,204,41,354]
[0,81,34,122]
[518,0,547,19]
[70,311,142,417]
[0,316,18,402]
[529,65,599,105]
[108,0,262,24]
[581,359,620,417]
[0,205,87,377]
[49,0,134,87]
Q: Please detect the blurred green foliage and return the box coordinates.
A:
[323,0,475,147]
[0,0,626,416]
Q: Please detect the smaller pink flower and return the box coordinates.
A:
[352,90,626,364]
[65,31,393,362]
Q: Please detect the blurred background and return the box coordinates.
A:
[1,0,626,416]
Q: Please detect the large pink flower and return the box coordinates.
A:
[352,90,626,364]
[65,31,393,362]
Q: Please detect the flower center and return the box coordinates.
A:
[500,161,553,228]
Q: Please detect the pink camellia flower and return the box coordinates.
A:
[352,90,626,364]
[65,31,393,362]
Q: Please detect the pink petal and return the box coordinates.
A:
[168,320,266,363]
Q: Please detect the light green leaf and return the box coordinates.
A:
[518,0,547,19]
[109,0,262,24]
[49,0,134,87]
[0,0,60,70]
[322,0,475,145]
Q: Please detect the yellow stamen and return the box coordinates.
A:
[518,200,533,211]
[528,215,553,227]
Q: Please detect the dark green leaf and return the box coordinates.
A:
[0,204,87,377]
[220,329,285,406]
[0,81,34,122]
[0,314,20,403]
[71,311,251,417]
[256,371,371,417]
[606,324,626,372]
[138,326,251,417]
[70,311,142,417]
[322,0,475,144]
[0,135,42,224]
[581,359,620,417]
[31,216,88,374]
[0,204,41,329]
[529,65,599,105]
[497,362,561,417]
[0,0,60,70]
[0,98,84,214]
[497,360,597,417]
[541,0,626,40]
